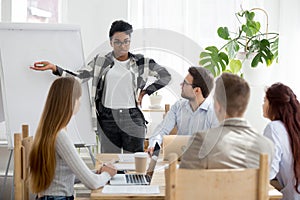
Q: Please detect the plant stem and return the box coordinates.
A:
[245,8,269,50]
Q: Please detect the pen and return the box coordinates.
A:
[103,159,119,166]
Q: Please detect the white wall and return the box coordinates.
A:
[62,0,129,59]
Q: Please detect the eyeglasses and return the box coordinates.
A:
[113,40,131,47]
[181,80,195,87]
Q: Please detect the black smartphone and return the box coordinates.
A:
[153,142,161,157]
[117,170,126,174]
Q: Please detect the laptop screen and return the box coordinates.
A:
[146,142,160,177]
[110,142,161,185]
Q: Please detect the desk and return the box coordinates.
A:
[90,154,282,200]
[142,108,165,112]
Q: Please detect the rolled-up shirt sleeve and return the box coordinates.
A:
[148,102,178,147]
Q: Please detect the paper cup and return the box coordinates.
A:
[134,152,148,174]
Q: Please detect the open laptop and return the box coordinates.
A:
[163,135,191,161]
[109,142,160,185]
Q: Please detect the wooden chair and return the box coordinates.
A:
[14,124,33,200]
[165,153,269,200]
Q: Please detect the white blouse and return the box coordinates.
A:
[263,120,300,200]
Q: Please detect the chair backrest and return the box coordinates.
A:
[164,104,177,135]
[162,135,191,161]
[165,153,269,200]
[14,124,33,200]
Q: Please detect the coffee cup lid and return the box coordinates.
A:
[134,152,148,158]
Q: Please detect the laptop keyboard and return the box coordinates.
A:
[125,174,150,185]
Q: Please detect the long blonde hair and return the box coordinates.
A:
[29,77,82,193]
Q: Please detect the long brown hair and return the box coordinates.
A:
[29,77,82,193]
[266,83,300,193]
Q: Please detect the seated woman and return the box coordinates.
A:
[29,77,117,200]
[263,83,300,200]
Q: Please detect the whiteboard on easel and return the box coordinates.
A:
[0,23,96,149]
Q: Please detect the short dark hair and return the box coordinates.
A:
[215,73,250,117]
[109,20,133,40]
[188,67,214,98]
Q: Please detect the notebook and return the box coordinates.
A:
[162,135,191,161]
[109,142,160,185]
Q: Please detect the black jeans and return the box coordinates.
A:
[97,106,146,153]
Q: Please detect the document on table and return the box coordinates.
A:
[114,163,135,170]
[102,185,160,194]
[117,154,135,162]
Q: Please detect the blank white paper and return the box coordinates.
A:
[102,185,160,194]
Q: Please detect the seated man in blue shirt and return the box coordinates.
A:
[147,66,219,155]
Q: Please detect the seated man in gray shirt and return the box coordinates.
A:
[180,73,274,169]
[148,67,219,155]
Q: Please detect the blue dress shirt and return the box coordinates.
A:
[149,97,219,147]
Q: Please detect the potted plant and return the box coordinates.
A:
[199,8,279,77]
[149,92,163,108]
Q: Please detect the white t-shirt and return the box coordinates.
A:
[103,58,136,109]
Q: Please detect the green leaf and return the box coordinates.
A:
[199,46,229,77]
[217,27,230,40]
[227,40,240,59]
[251,53,263,67]
[229,59,242,74]
[251,39,274,67]
[205,46,219,53]
[245,11,255,21]
[248,39,260,52]
[270,38,279,62]
[219,52,229,71]
[243,21,260,37]
[254,22,261,33]
[199,51,211,58]
[242,24,252,37]
[241,10,260,37]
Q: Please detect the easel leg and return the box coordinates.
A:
[0,149,13,200]
[11,173,14,200]
[86,146,96,166]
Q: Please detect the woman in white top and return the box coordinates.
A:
[263,83,300,200]
[29,77,116,199]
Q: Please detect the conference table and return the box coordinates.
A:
[90,154,282,200]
